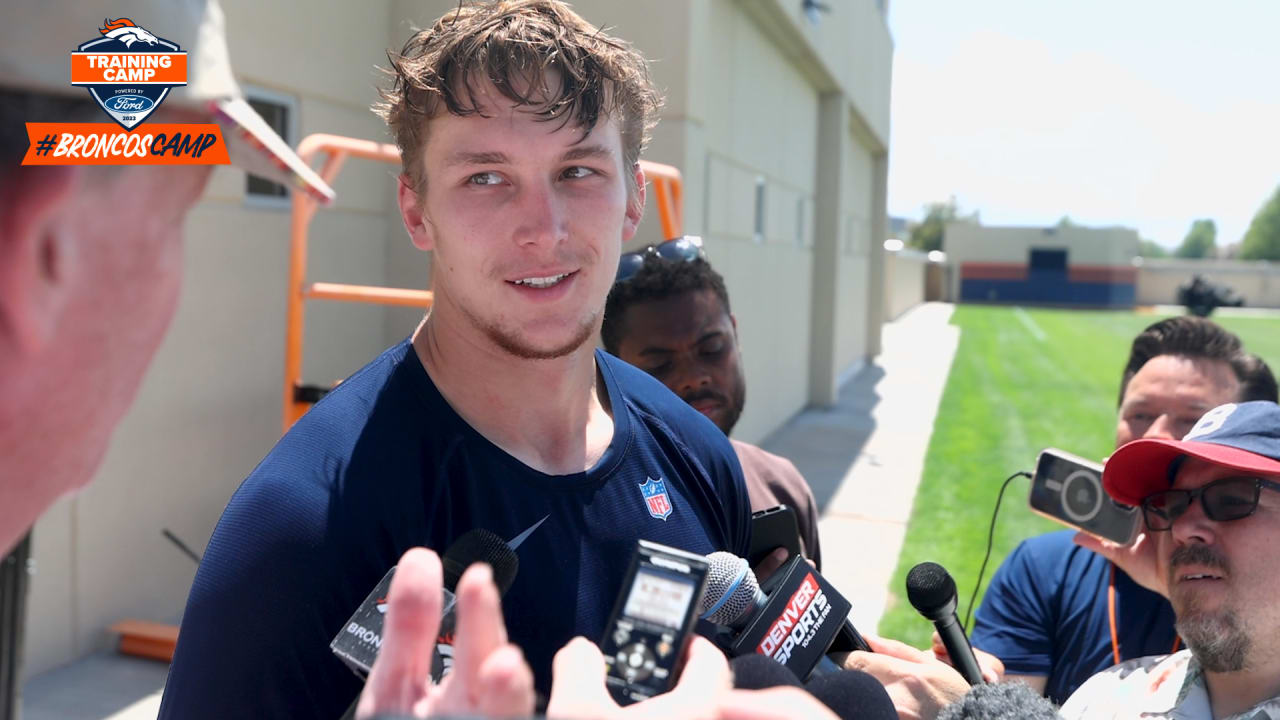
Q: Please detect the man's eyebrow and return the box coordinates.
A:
[637,346,674,357]
[560,144,615,163]
[444,150,510,168]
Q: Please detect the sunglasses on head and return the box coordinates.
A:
[614,236,705,284]
[1141,475,1280,532]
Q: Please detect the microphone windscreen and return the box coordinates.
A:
[906,561,957,616]
[441,528,519,594]
[936,681,1061,720]
[803,669,897,720]
[729,654,802,690]
[700,552,758,626]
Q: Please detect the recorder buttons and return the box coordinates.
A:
[620,642,656,682]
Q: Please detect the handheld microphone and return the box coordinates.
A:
[905,561,984,687]
[699,552,869,681]
[937,681,1061,720]
[728,655,897,720]
[804,668,899,720]
[330,529,519,680]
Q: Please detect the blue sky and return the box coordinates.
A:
[886,1,1280,250]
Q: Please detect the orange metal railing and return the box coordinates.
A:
[283,134,683,432]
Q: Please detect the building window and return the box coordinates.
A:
[243,86,297,208]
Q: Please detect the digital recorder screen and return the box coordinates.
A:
[622,569,696,630]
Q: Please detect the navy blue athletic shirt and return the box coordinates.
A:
[158,340,751,719]
[970,530,1177,705]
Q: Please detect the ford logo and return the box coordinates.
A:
[106,95,154,112]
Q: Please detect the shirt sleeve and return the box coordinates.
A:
[724,445,754,559]
[157,473,363,720]
[970,540,1056,676]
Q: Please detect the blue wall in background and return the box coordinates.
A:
[960,271,1135,307]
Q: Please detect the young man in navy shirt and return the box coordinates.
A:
[159,3,752,718]
[971,317,1277,704]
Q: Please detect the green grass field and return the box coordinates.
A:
[876,306,1280,648]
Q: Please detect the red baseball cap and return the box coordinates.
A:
[1103,401,1280,506]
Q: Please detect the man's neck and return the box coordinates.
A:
[411,313,614,476]
[1203,657,1280,718]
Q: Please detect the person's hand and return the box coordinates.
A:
[752,547,816,584]
[928,632,1004,683]
[355,548,535,719]
[840,635,969,720]
[715,687,838,720]
[545,636,836,720]
[1072,530,1167,597]
[547,635,731,718]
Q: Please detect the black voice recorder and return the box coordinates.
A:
[599,540,711,706]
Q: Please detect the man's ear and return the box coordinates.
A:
[396,174,434,252]
[0,166,81,356]
[622,163,646,242]
[730,312,738,335]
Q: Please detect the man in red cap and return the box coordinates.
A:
[1060,400,1280,719]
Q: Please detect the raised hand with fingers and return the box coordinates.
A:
[546,636,838,720]
[355,548,535,719]
[1071,530,1167,597]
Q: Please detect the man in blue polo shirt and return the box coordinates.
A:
[972,317,1277,704]
[158,3,751,718]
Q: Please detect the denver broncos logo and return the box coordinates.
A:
[98,18,160,48]
[72,18,186,130]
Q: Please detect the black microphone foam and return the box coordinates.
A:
[729,654,802,690]
[442,528,519,594]
[804,669,898,720]
[905,561,985,687]
[905,561,957,619]
[936,681,1061,720]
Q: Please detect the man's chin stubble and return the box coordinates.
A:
[485,315,598,361]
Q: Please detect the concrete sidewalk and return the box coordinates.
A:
[760,301,960,634]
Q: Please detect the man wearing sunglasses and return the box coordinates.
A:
[1059,400,1280,719]
[603,246,822,570]
[971,317,1277,704]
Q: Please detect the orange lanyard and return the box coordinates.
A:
[1108,564,1180,665]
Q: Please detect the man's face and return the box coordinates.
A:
[54,163,212,473]
[1153,457,1280,671]
[399,80,644,360]
[1116,354,1240,448]
[0,160,210,553]
[613,289,746,434]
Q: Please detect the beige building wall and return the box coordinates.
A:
[23,0,892,677]
[944,222,1140,300]
[884,248,929,320]
[1137,259,1280,308]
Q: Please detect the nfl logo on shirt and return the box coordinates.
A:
[638,477,673,521]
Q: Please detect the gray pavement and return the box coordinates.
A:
[21,301,960,718]
[760,302,959,634]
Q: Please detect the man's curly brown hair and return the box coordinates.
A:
[375,0,662,194]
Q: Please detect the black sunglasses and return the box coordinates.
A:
[1141,475,1280,532]
[615,236,705,284]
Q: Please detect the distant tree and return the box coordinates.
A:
[1138,239,1169,258]
[1056,215,1077,229]
[1240,186,1280,261]
[908,198,970,253]
[1175,219,1217,259]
